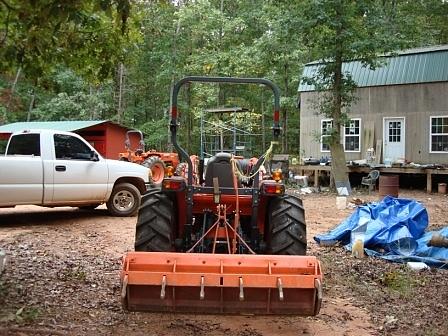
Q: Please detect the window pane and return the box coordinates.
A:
[321,120,333,151]
[345,136,360,151]
[443,124,448,134]
[431,117,448,133]
[431,135,448,152]
[322,120,333,135]
[54,134,92,160]
[345,119,360,135]
[343,119,360,151]
[7,134,40,156]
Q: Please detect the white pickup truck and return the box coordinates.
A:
[0,129,151,216]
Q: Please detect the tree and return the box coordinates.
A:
[299,0,418,189]
[0,0,133,123]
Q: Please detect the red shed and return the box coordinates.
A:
[0,120,141,159]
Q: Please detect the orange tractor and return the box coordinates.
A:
[120,77,322,315]
[118,130,180,184]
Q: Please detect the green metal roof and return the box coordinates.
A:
[0,120,107,133]
[299,45,448,92]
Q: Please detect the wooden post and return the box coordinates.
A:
[427,172,432,193]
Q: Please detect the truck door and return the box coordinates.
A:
[0,133,44,205]
[50,133,108,203]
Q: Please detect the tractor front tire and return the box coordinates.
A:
[143,157,166,185]
[106,183,141,217]
[135,188,174,252]
[267,194,307,255]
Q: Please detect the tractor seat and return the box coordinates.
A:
[205,152,241,188]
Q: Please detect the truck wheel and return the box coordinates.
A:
[267,194,307,255]
[135,188,174,252]
[106,183,141,217]
[143,157,166,185]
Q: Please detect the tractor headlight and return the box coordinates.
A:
[165,165,175,177]
[272,169,283,182]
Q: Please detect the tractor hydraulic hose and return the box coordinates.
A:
[234,141,279,180]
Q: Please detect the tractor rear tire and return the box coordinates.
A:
[267,194,307,255]
[143,156,166,185]
[135,188,174,252]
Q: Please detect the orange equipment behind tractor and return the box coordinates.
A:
[118,130,180,184]
[120,77,323,315]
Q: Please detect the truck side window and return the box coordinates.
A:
[7,134,41,156]
[54,134,93,160]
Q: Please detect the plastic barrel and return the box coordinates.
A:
[379,175,399,197]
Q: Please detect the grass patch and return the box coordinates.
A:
[1,306,41,324]
[58,265,87,282]
[0,280,9,298]
[380,268,418,299]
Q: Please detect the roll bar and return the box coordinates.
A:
[169,76,282,185]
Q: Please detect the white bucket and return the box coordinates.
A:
[336,196,347,210]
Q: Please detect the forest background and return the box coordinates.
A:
[1,0,447,157]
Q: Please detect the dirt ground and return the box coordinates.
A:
[0,189,447,336]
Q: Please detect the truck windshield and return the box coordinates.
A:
[7,133,41,156]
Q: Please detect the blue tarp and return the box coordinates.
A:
[314,196,448,268]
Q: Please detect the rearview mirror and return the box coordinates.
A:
[90,151,99,162]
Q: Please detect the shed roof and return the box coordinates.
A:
[0,120,110,133]
[299,45,448,92]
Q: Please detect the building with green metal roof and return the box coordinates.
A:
[0,120,108,134]
[0,120,139,159]
[298,45,448,167]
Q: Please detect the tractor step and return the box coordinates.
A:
[120,252,323,315]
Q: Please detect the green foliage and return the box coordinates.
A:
[0,139,7,154]
[32,92,111,121]
[52,68,86,96]
[140,118,170,151]
[1,0,445,158]
[0,0,135,81]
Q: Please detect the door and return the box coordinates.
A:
[50,133,109,203]
[0,133,43,205]
[383,117,405,163]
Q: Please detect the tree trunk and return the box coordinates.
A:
[330,3,349,191]
[117,63,125,124]
[283,60,289,153]
[261,90,265,153]
[26,89,35,122]
[3,67,22,123]
[330,142,348,187]
[186,83,191,154]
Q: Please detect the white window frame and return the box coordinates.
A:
[320,119,333,152]
[429,115,448,153]
[343,118,361,153]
